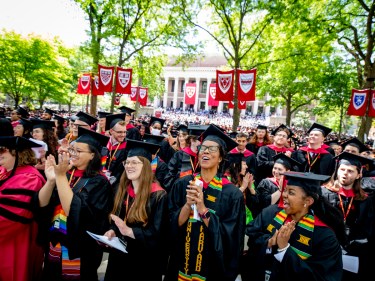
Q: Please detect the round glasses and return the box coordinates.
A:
[123,160,143,167]
[198,145,220,153]
[68,147,92,156]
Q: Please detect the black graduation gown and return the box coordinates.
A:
[321,188,375,281]
[158,139,176,164]
[153,156,168,190]
[256,178,281,210]
[104,186,169,281]
[291,149,335,176]
[166,175,246,281]
[35,172,114,281]
[244,204,343,281]
[104,142,127,187]
[256,146,278,184]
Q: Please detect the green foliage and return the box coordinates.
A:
[292,112,312,130]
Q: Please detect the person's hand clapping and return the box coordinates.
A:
[55,152,72,177]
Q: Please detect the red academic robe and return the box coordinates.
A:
[0,165,46,281]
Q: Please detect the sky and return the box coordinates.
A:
[0,0,89,47]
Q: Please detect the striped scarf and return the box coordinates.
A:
[151,157,158,174]
[48,242,80,280]
[268,209,314,260]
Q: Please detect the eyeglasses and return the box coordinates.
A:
[0,147,8,153]
[275,134,288,139]
[123,160,143,167]
[198,145,220,153]
[68,147,92,156]
[112,130,127,134]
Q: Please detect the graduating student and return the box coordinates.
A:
[257,124,294,184]
[13,117,33,138]
[10,106,29,122]
[53,114,68,140]
[34,128,113,281]
[103,113,128,186]
[117,106,140,140]
[322,152,375,281]
[41,107,57,121]
[246,124,272,155]
[63,111,98,144]
[245,172,346,281]
[103,139,169,281]
[96,111,111,135]
[292,123,335,176]
[0,137,46,281]
[166,124,246,281]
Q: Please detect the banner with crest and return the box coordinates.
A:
[228,100,247,109]
[138,87,148,106]
[115,67,132,94]
[77,73,91,94]
[367,90,375,117]
[98,64,114,92]
[184,83,196,104]
[347,89,369,116]
[130,86,138,102]
[208,84,219,106]
[216,70,234,101]
[237,69,256,101]
[92,75,104,96]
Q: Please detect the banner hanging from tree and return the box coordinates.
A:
[208,84,219,106]
[92,76,104,96]
[115,67,132,94]
[130,86,138,102]
[237,69,256,101]
[98,64,114,92]
[216,70,234,101]
[184,83,196,104]
[347,89,369,116]
[368,90,375,117]
[138,87,148,106]
[228,100,247,109]
[77,73,91,94]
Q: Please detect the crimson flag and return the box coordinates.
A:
[368,90,375,117]
[228,100,247,109]
[115,67,132,94]
[92,76,104,96]
[130,86,138,102]
[184,83,196,105]
[114,94,122,105]
[77,73,91,94]
[237,69,256,101]
[347,89,369,116]
[138,87,148,106]
[98,64,114,92]
[216,70,234,101]
[208,84,219,106]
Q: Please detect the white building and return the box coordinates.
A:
[160,55,279,117]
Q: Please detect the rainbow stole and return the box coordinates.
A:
[179,174,222,281]
[50,204,67,234]
[268,209,314,260]
[151,157,158,174]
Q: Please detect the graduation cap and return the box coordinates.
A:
[77,127,109,152]
[176,124,188,133]
[125,138,161,162]
[257,124,268,130]
[340,137,369,153]
[227,153,246,165]
[142,133,165,145]
[333,151,374,170]
[307,123,332,137]
[18,118,33,130]
[0,118,14,137]
[149,116,166,128]
[229,131,238,139]
[117,106,136,115]
[201,124,238,152]
[105,113,126,131]
[271,124,293,138]
[75,111,98,126]
[188,124,209,136]
[16,106,29,118]
[53,115,67,123]
[98,111,111,119]
[44,107,56,116]
[282,171,330,195]
[141,121,149,127]
[30,118,56,131]
[273,153,301,171]
[0,136,42,150]
[324,139,340,146]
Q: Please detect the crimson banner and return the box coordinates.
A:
[208,84,219,106]
[114,94,122,105]
[216,70,234,101]
[368,91,375,117]
[138,87,148,106]
[130,86,138,102]
[98,64,114,92]
[184,83,196,105]
[237,69,256,101]
[228,100,247,109]
[115,67,132,94]
[77,73,91,94]
[92,75,104,96]
[347,89,369,116]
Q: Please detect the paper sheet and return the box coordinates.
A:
[342,255,359,273]
[86,231,127,253]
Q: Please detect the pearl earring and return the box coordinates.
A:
[304,203,307,208]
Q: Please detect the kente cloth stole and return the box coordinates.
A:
[267,209,314,260]
[151,157,158,174]
[178,174,222,281]
[48,242,80,280]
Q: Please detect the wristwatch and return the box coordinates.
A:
[199,209,211,219]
